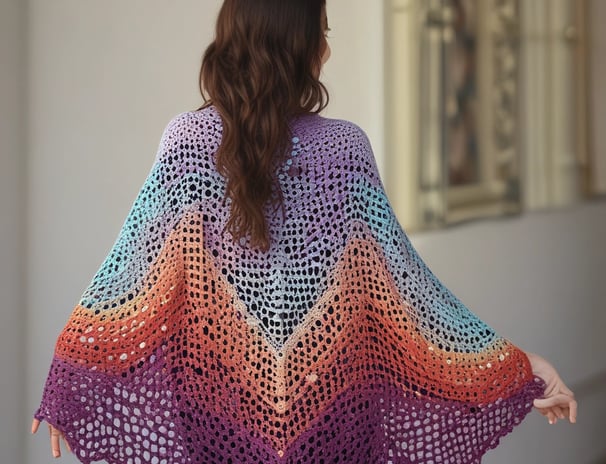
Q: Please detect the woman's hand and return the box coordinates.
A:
[526,352,577,425]
[31,418,72,458]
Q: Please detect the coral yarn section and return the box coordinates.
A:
[35,108,544,464]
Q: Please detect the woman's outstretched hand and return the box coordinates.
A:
[526,352,577,425]
[31,418,72,458]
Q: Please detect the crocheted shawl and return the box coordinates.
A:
[35,107,544,464]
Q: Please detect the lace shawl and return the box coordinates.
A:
[35,107,544,463]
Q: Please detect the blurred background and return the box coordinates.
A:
[1,0,604,463]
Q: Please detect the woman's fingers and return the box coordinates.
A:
[31,418,40,434]
[533,393,573,410]
[535,406,556,423]
[50,425,62,458]
[569,397,578,424]
[547,410,557,425]
[533,394,577,424]
[32,419,71,457]
[552,405,565,420]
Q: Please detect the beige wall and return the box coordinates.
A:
[11,1,606,463]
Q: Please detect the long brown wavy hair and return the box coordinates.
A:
[199,0,329,251]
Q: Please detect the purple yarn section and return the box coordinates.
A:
[35,353,544,464]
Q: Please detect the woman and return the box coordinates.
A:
[32,0,576,462]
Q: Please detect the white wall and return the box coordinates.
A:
[0,0,26,463]
[322,0,386,173]
[21,1,606,463]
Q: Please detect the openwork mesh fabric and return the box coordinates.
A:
[35,108,544,464]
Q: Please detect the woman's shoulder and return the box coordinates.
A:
[294,114,373,161]
[292,114,378,179]
[154,107,222,165]
[160,107,222,147]
[297,113,368,139]
[163,106,221,136]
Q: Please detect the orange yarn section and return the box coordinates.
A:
[54,210,533,450]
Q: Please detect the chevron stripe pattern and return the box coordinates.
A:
[35,108,544,463]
